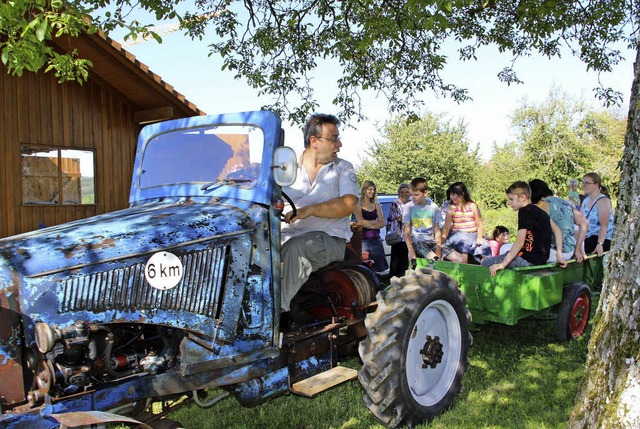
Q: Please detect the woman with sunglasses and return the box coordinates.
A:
[580,172,614,256]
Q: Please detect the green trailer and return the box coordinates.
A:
[415,254,606,342]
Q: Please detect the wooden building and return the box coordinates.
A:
[0,31,204,239]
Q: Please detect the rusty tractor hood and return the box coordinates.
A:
[0,199,253,278]
[0,199,259,341]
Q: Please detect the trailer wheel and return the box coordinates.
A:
[556,282,591,342]
[358,268,471,428]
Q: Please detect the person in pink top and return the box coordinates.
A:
[472,225,511,263]
[441,182,484,263]
[488,226,510,256]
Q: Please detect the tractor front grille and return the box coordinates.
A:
[59,245,229,317]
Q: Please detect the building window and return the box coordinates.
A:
[21,146,95,205]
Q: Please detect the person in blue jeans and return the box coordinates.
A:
[354,180,388,273]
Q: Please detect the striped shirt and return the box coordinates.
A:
[451,202,479,233]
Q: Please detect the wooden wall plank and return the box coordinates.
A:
[91,83,102,211]
[61,82,72,148]
[101,91,114,212]
[40,74,53,146]
[3,72,19,237]
[0,71,11,238]
[1,59,175,238]
[28,74,41,144]
[51,73,63,146]
[72,83,84,146]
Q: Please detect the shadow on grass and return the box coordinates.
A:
[167,303,595,429]
[426,318,591,429]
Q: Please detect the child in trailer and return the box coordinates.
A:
[473,225,511,263]
[481,181,566,276]
[567,179,582,209]
[441,182,484,263]
[403,178,444,264]
[489,225,511,256]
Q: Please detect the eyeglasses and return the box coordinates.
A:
[316,136,341,144]
[582,181,595,185]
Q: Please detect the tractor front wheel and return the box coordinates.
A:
[358,268,471,428]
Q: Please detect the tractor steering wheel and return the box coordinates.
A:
[280,191,297,222]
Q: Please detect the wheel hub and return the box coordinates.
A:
[419,335,444,368]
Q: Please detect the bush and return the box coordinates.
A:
[480,207,517,241]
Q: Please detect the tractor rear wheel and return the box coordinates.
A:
[358,268,471,428]
[556,281,591,342]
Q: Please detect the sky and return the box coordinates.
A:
[118,23,635,167]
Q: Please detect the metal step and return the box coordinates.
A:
[291,366,358,397]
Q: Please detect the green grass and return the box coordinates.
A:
[428,319,589,429]
[163,306,592,429]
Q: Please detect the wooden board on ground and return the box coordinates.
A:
[291,366,358,397]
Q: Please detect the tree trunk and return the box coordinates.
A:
[569,46,640,428]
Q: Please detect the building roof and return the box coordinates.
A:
[51,30,205,123]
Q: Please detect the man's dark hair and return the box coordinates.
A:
[303,113,340,148]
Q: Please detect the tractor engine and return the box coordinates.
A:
[25,322,182,405]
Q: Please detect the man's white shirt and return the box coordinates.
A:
[281,157,359,242]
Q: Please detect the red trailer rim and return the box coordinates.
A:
[570,291,590,338]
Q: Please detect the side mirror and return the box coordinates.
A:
[272,146,297,187]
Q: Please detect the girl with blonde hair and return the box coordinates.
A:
[354,180,388,272]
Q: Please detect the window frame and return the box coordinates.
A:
[20,144,97,207]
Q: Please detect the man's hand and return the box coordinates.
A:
[285,195,357,224]
[284,206,313,223]
[557,256,568,268]
[283,211,295,224]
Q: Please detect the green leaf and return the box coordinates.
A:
[36,18,47,41]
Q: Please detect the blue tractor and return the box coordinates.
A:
[0,111,471,428]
